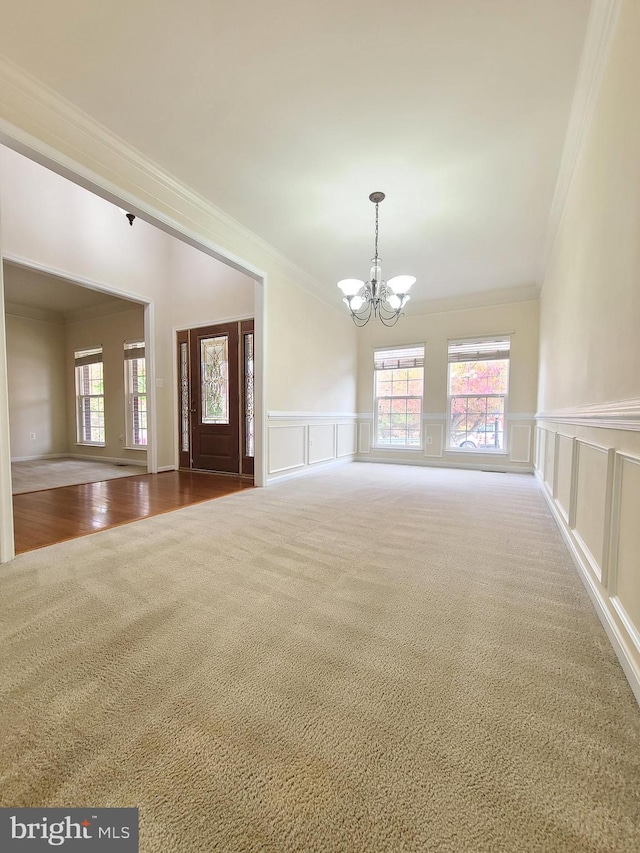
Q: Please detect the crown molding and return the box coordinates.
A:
[408,284,540,316]
[3,301,64,325]
[0,54,338,311]
[536,397,640,431]
[64,300,143,326]
[539,0,621,288]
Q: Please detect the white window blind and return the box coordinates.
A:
[374,345,425,370]
[74,346,103,367]
[448,338,511,363]
[124,341,145,360]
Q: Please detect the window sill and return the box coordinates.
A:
[372,446,424,452]
[75,442,106,448]
[445,448,509,456]
[124,446,148,452]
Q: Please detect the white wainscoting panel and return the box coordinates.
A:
[308,424,336,465]
[554,434,575,524]
[573,441,614,583]
[424,424,444,457]
[358,422,372,454]
[268,424,306,475]
[267,414,357,480]
[543,428,555,495]
[535,427,545,475]
[337,423,357,458]
[509,424,532,464]
[609,453,640,644]
[535,418,640,705]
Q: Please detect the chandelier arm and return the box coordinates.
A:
[378,301,402,320]
[349,299,374,327]
[378,311,401,327]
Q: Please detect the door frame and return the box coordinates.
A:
[0,129,267,564]
[176,318,253,476]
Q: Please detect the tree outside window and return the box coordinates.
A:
[448,338,510,451]
[374,346,424,448]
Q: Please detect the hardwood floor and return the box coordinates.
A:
[13,471,254,554]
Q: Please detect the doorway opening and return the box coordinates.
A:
[0,140,266,563]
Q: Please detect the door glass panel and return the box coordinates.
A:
[180,342,189,451]
[244,332,254,457]
[201,335,229,424]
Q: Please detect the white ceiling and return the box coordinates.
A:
[0,0,592,305]
[3,262,136,319]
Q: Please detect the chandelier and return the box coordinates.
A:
[337,191,415,327]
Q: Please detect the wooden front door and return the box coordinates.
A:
[190,322,240,473]
[177,321,254,476]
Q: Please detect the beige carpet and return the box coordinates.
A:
[11,457,147,494]
[0,463,638,852]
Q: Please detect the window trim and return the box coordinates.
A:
[373,343,425,450]
[124,340,147,449]
[446,336,511,454]
[74,346,105,446]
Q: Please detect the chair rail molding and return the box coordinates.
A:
[536,398,640,431]
[268,411,358,420]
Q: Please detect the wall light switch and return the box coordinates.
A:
[29,432,36,440]
[156,378,164,388]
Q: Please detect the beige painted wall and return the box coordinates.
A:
[355,299,539,468]
[537,0,640,702]
[65,306,145,461]
[538,1,639,413]
[267,276,357,413]
[5,311,67,459]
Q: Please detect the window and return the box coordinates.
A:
[374,345,424,448]
[124,341,147,447]
[447,337,510,451]
[75,347,105,445]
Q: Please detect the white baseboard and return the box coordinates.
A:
[11,452,67,463]
[535,470,640,707]
[67,453,147,468]
[157,465,176,473]
[356,455,533,474]
[267,455,355,484]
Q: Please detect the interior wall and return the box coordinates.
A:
[265,277,358,479]
[5,309,67,460]
[536,0,640,702]
[65,305,145,462]
[166,238,254,327]
[355,299,539,471]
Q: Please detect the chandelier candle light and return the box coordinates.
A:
[337,192,415,327]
